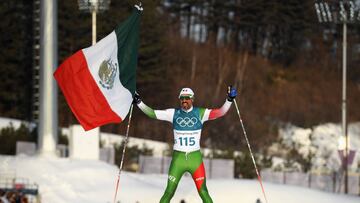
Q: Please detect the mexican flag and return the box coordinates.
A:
[54,7,142,131]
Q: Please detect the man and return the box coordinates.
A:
[133,86,237,203]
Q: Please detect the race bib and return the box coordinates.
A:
[173,130,201,152]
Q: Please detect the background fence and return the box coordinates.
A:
[261,170,360,195]
[139,155,234,179]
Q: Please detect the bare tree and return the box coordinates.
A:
[214,47,232,98]
[234,51,249,92]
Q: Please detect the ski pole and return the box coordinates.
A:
[233,99,269,203]
[113,104,134,203]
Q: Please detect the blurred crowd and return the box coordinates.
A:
[0,189,28,203]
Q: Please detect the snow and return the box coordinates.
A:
[270,122,360,171]
[0,117,34,130]
[59,125,170,157]
[1,117,359,202]
[1,155,359,203]
[100,132,169,157]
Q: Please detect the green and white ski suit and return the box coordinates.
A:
[137,100,232,203]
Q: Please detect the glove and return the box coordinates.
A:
[227,85,237,102]
[133,92,141,104]
[135,3,143,11]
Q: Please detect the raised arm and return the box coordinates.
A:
[133,93,174,122]
[200,100,231,122]
[201,86,237,122]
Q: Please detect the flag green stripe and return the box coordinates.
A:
[115,8,141,96]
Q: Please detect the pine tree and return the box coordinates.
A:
[0,0,33,120]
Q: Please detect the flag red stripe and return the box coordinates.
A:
[54,50,122,130]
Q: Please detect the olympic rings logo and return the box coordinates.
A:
[176,117,198,127]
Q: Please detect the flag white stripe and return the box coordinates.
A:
[83,31,132,119]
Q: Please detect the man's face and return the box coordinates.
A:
[179,96,193,110]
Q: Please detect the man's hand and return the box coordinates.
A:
[135,3,143,11]
[133,92,141,104]
[227,86,237,102]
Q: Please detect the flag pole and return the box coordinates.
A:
[113,104,134,203]
[233,99,269,203]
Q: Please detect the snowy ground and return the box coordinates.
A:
[0,155,359,203]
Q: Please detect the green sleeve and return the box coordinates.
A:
[199,108,206,120]
[138,101,157,119]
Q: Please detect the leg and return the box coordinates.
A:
[160,151,185,203]
[159,173,179,203]
[189,152,213,203]
[192,162,213,203]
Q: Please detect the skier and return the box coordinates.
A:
[133,86,237,203]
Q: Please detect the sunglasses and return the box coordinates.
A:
[179,96,192,100]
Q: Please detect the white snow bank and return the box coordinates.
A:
[0,117,34,130]
[271,122,360,171]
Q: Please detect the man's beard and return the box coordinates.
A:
[182,102,189,109]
